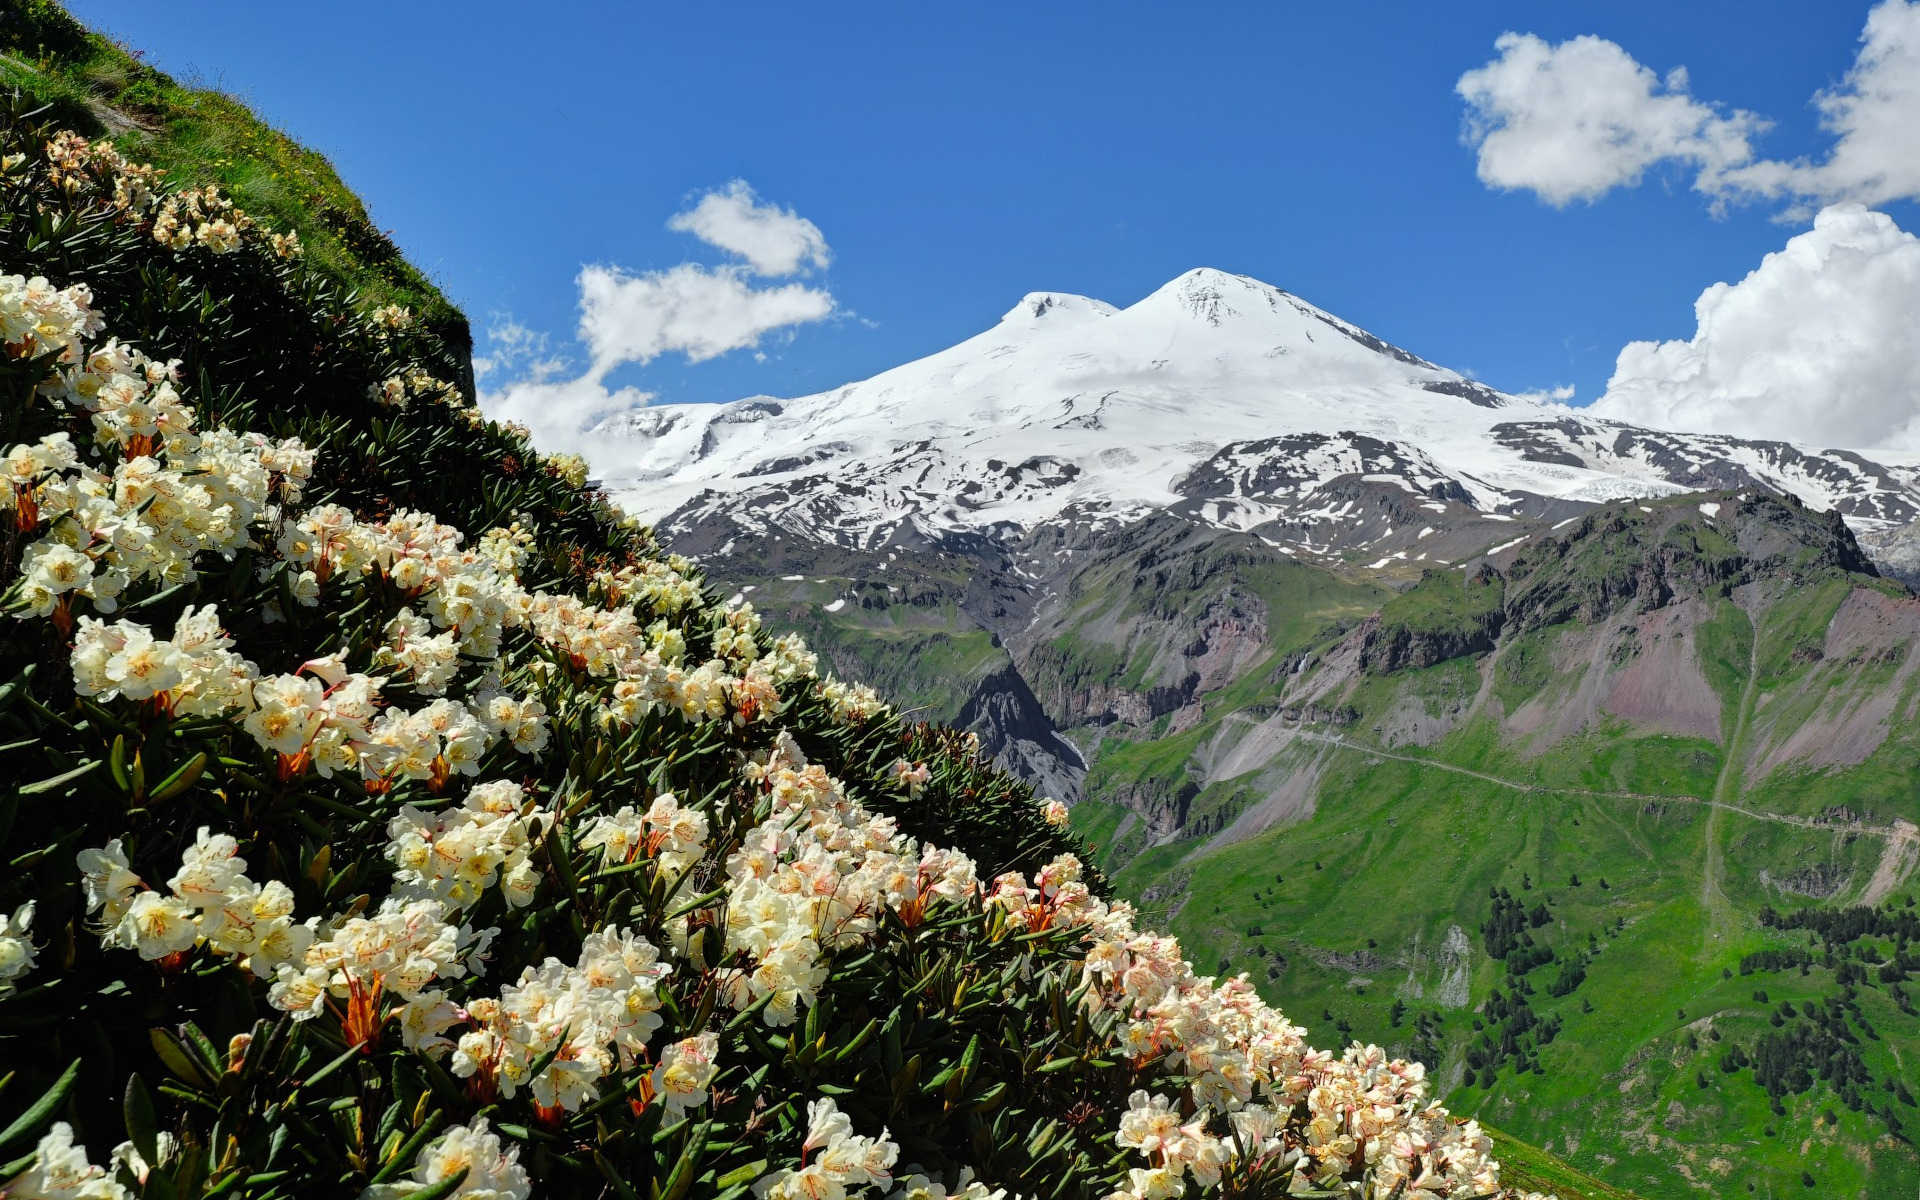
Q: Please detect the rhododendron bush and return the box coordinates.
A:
[0,98,1549,1200]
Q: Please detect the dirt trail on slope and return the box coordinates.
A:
[1861,819,1920,906]
[1286,731,1901,841]
[1700,604,1761,949]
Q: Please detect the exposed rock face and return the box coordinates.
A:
[1502,492,1877,637]
[1859,516,1920,587]
[956,663,1085,804]
[1356,568,1506,676]
[685,486,1917,852]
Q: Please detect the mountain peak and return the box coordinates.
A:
[1000,291,1118,326]
[1143,267,1271,325]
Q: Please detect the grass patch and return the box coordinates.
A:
[0,1,468,359]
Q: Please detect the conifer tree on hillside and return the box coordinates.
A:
[0,101,1547,1200]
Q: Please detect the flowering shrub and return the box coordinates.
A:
[0,102,1549,1200]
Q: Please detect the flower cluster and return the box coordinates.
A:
[38,133,299,260]
[149,183,255,253]
[387,780,548,910]
[543,451,590,489]
[447,927,676,1112]
[71,608,548,786]
[6,332,314,620]
[75,830,310,973]
[978,853,1524,1200]
[368,304,414,334]
[360,1116,529,1200]
[593,556,706,616]
[715,738,977,1027]
[755,1098,900,1200]
[577,791,710,878]
[71,605,256,711]
[888,758,930,797]
[266,894,493,1045]
[369,366,466,410]
[2,1122,136,1200]
[44,130,161,213]
[819,676,890,725]
[0,271,103,361]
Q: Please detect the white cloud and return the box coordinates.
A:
[479,182,836,455]
[1458,2,1920,214]
[473,319,562,382]
[1721,0,1920,214]
[1514,383,1577,406]
[482,372,657,460]
[666,180,829,276]
[1590,204,1920,449]
[1456,32,1765,206]
[578,262,832,372]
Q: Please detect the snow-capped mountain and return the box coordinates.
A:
[599,268,1920,565]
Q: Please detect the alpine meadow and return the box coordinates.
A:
[2,4,1919,1200]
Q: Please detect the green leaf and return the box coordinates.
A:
[0,1058,81,1155]
[18,758,99,795]
[123,1075,159,1168]
[145,751,208,804]
[367,1109,444,1184]
[715,1160,767,1190]
[148,1029,218,1090]
[594,1148,643,1200]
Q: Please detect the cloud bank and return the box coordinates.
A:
[1590,204,1920,449]
[1458,1,1920,214]
[482,182,835,457]
[1456,33,1765,207]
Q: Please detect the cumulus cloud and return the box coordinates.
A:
[1456,32,1765,206]
[480,182,835,455]
[1458,1,1920,213]
[1722,0,1920,215]
[667,180,830,276]
[578,262,832,372]
[1589,205,1920,449]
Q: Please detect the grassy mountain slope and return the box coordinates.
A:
[698,492,1920,1198]
[1064,491,1920,1197]
[0,0,470,378]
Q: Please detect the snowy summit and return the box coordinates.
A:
[598,268,1920,560]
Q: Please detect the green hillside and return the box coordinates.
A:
[0,0,470,376]
[702,492,1920,1198]
[1061,493,1920,1197]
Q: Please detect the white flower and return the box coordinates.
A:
[360,1116,528,1200]
[114,890,199,960]
[76,839,140,924]
[651,1033,719,1116]
[2,1122,130,1200]
[0,901,38,993]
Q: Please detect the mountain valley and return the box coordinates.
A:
[615,270,1920,1198]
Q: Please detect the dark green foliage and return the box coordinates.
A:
[0,101,1128,1200]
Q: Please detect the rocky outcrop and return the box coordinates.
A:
[956,663,1086,803]
[1356,566,1505,675]
[1503,491,1879,635]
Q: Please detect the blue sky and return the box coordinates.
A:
[66,0,1920,416]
